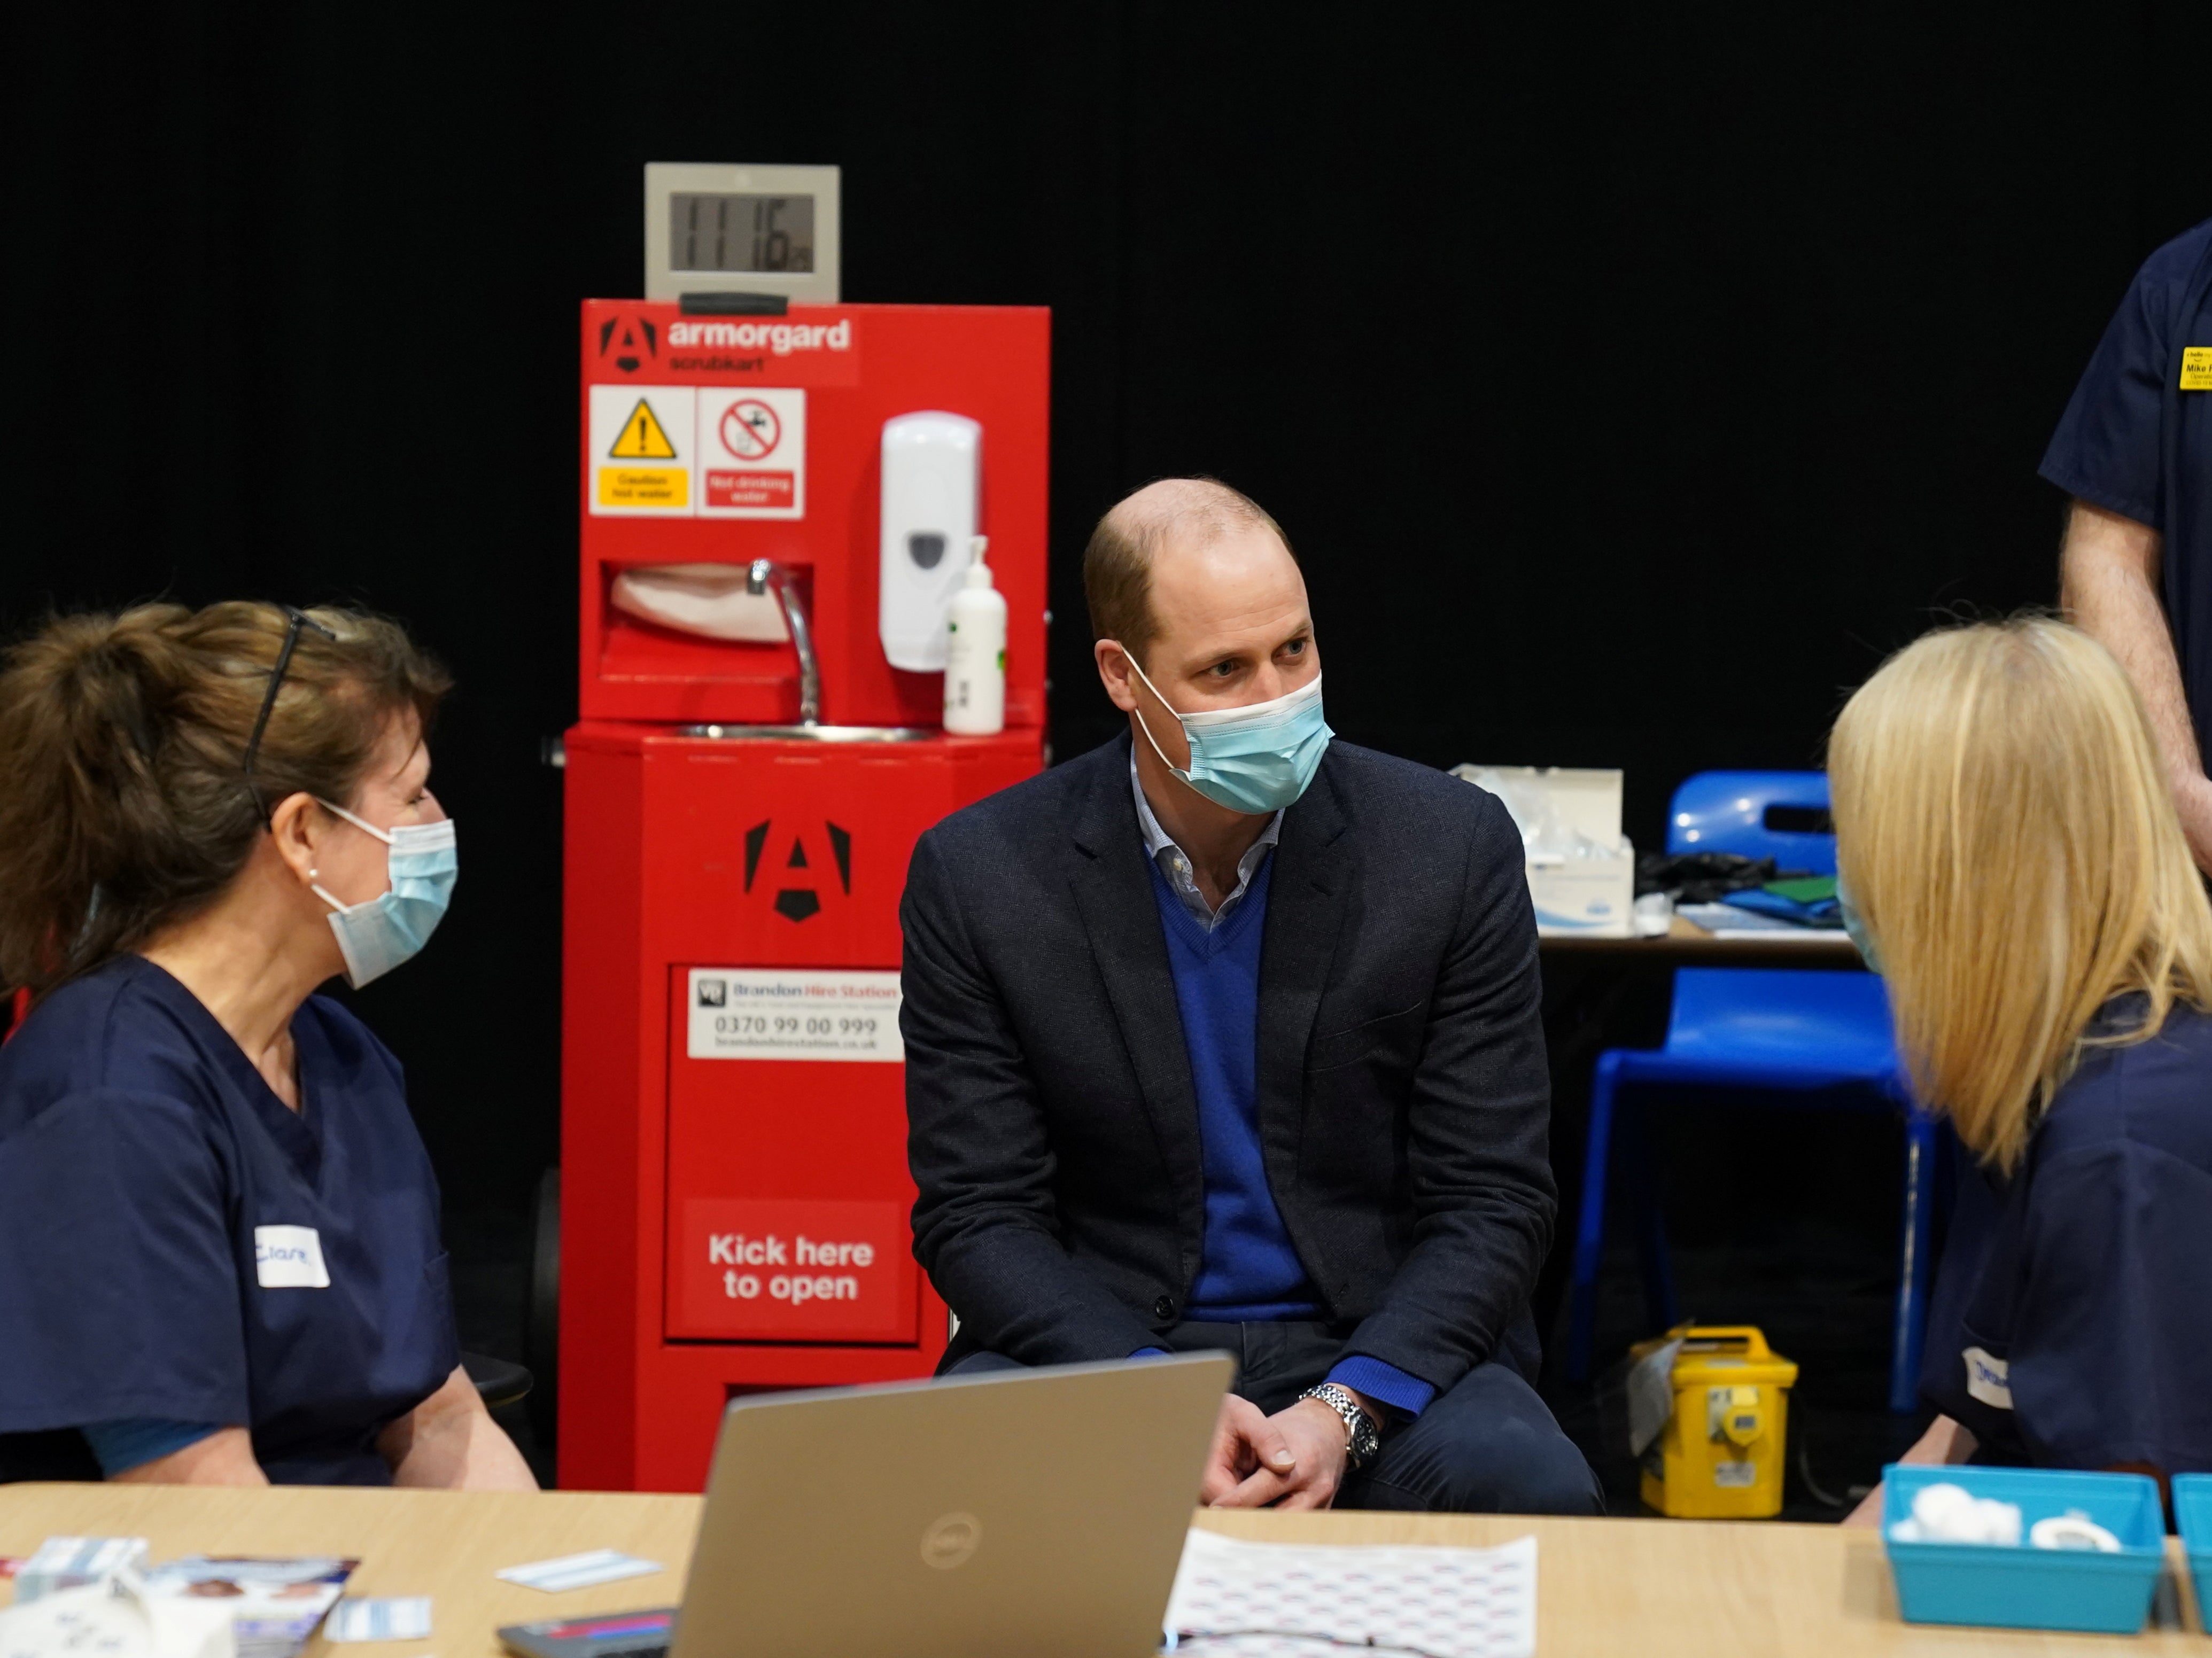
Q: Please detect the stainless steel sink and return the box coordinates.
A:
[676,723,935,743]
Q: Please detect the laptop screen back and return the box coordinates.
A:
[670,1353,1232,1658]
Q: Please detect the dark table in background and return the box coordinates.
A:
[1541,914,1861,967]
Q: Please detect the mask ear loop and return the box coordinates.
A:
[306,865,350,916]
[306,800,395,915]
[315,798,396,845]
[1114,645,1190,779]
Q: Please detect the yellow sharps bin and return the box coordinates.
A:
[1633,1325,1799,1519]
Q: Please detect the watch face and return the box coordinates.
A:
[1351,1419,1381,1466]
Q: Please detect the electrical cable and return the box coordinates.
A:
[1794,1418,1850,1509]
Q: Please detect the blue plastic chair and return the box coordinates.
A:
[1666,768,1839,874]
[1563,770,1939,1413]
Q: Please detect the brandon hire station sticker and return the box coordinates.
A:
[687,967,902,1061]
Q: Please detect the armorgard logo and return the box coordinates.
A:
[743,818,854,922]
[666,318,852,355]
[597,314,658,373]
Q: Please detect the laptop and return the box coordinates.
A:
[500,1352,1233,1658]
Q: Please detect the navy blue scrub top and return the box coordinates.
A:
[2041,216,2212,761]
[0,955,458,1484]
[1920,997,2212,1475]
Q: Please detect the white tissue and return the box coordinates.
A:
[1888,1481,2022,1545]
[0,1571,235,1658]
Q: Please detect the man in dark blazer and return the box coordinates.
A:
[902,478,1600,1514]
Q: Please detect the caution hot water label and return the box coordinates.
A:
[673,1197,913,1341]
[587,385,805,519]
[589,387,691,513]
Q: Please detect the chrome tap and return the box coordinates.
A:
[746,559,820,727]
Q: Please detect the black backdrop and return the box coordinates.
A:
[8,4,2212,1215]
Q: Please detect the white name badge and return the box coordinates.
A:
[255,1224,331,1289]
[1963,1345,2013,1410]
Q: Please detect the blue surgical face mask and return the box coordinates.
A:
[1836,872,1882,975]
[310,800,459,988]
[1123,654,1333,815]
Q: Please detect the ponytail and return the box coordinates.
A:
[0,602,450,995]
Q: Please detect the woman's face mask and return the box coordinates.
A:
[310,799,459,987]
[1836,871,1882,974]
[1121,651,1334,816]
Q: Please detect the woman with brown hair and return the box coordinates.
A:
[0,602,532,1488]
[1831,617,2212,1519]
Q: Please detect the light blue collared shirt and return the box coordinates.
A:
[1129,750,1282,932]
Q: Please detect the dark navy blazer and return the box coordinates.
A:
[900,733,1555,1392]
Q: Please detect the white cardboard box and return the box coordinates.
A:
[1452,764,1635,938]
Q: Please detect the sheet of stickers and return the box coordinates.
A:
[1166,1528,1537,1658]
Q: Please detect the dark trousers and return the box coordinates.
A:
[948,1319,1603,1516]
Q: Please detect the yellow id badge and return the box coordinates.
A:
[2184,347,2212,391]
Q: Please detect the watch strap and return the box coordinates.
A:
[1298,1382,1381,1470]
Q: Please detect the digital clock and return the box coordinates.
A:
[644,163,841,304]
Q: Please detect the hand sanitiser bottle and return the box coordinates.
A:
[943,536,1007,735]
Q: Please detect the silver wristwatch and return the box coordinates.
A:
[1298,1382,1382,1470]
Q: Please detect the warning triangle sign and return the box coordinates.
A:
[609,398,679,459]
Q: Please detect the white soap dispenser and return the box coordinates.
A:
[943,536,1007,735]
[879,411,982,671]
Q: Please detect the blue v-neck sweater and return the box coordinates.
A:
[1143,855,1439,1417]
[1147,854,1318,1318]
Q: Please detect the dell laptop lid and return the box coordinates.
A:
[668,1353,1231,1658]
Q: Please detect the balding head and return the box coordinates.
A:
[1082,478,1297,673]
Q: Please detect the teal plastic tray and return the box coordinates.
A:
[2171,1474,2212,1629]
[1882,1464,2164,1634]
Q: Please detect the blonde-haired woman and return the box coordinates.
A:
[1833,616,2212,1522]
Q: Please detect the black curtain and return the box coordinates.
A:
[7,3,2210,1210]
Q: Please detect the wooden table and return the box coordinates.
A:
[2,1483,2202,1656]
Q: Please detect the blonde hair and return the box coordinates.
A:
[1828,617,2212,1173]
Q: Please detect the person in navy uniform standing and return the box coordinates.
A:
[0,601,533,1488]
[2050,215,2212,866]
[901,478,1600,1515]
